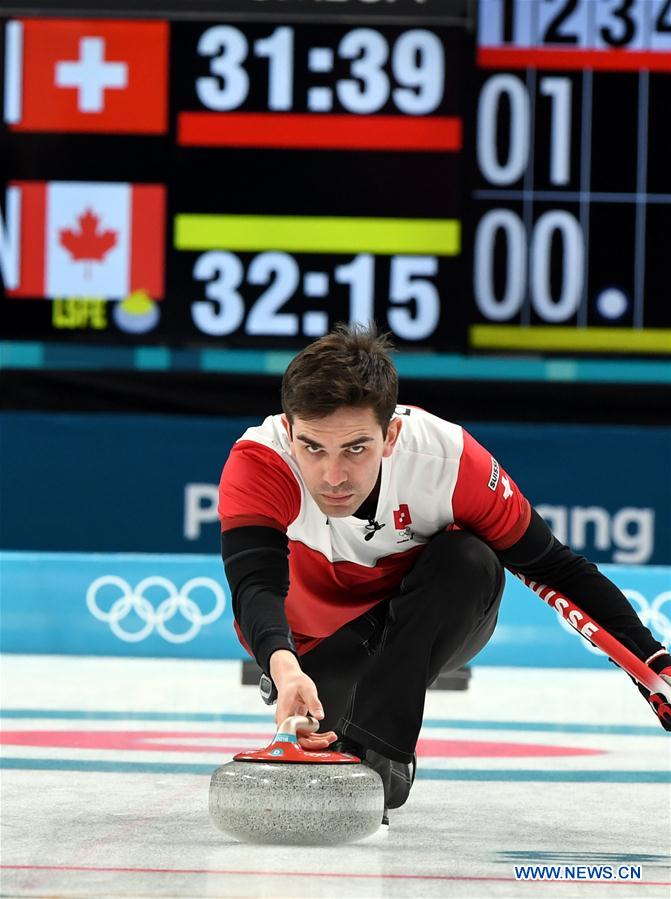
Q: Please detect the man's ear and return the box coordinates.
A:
[281,415,292,441]
[382,417,402,457]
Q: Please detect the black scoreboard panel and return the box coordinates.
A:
[471,0,671,354]
[169,21,465,347]
[0,9,469,349]
[0,0,670,356]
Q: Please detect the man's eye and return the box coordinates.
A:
[349,446,365,455]
[305,445,321,454]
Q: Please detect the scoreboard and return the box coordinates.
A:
[472,0,671,354]
[0,0,670,356]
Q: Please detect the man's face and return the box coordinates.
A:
[282,406,401,518]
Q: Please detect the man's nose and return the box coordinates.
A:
[322,459,348,487]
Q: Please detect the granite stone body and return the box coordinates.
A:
[209,759,385,845]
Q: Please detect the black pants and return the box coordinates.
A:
[300,531,505,764]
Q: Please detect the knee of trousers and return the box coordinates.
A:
[400,530,504,616]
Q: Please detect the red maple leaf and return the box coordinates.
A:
[59,209,118,263]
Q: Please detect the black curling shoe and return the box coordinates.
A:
[332,739,416,822]
[364,749,417,810]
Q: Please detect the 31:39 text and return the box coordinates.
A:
[196,26,445,115]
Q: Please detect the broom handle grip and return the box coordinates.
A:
[275,714,320,738]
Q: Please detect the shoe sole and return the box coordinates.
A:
[387,752,417,809]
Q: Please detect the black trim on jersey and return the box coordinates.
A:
[498,508,667,662]
[221,526,296,675]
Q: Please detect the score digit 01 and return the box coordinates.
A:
[474,72,584,325]
[478,73,572,187]
[195,26,445,115]
[190,252,440,341]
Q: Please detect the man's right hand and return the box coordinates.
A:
[269,650,337,750]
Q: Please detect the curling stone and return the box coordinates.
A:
[209,714,385,845]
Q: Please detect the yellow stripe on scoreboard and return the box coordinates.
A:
[175,214,461,256]
[470,326,671,354]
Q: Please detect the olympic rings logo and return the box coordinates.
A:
[86,576,226,644]
[557,589,671,655]
[623,589,671,648]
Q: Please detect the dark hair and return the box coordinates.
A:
[281,322,398,432]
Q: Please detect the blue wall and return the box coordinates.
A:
[1,412,669,564]
[3,411,668,668]
[1,551,668,668]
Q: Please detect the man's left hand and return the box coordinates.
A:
[638,653,671,731]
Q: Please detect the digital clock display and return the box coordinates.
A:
[180,24,449,119]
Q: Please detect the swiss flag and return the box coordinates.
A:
[4,181,165,300]
[3,18,168,134]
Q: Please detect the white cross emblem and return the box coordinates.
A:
[501,475,513,500]
[55,38,127,113]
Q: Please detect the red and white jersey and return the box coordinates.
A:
[219,406,531,652]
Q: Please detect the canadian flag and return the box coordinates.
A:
[0,181,165,300]
[3,18,168,133]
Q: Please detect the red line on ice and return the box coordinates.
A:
[1,865,668,886]
[0,730,603,757]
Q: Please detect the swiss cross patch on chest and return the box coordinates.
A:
[393,504,412,529]
[393,503,413,542]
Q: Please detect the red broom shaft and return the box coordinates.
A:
[515,573,670,699]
